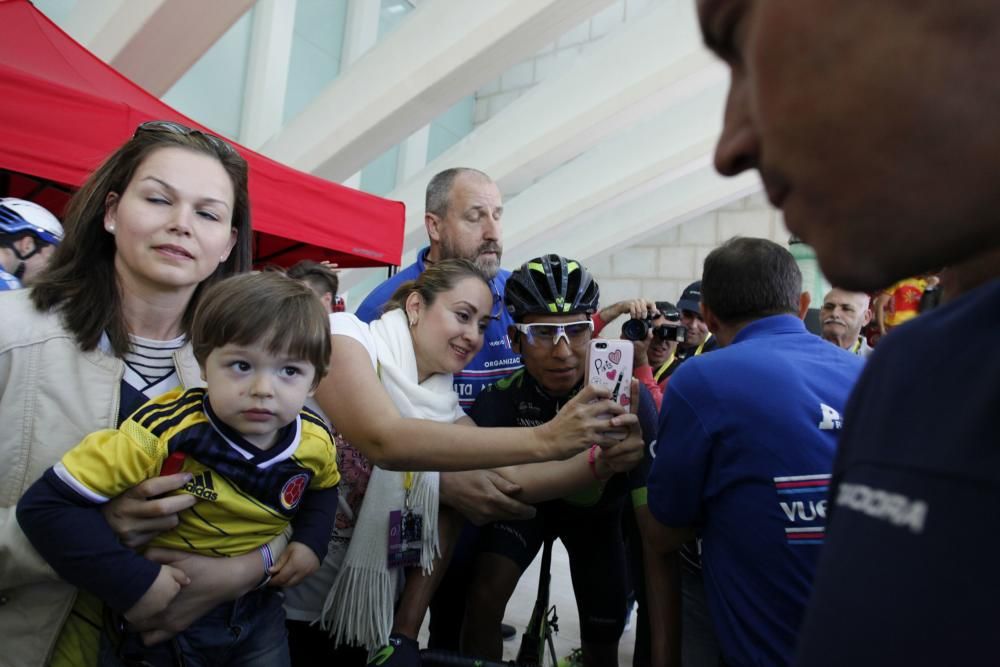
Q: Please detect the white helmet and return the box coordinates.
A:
[0,198,64,246]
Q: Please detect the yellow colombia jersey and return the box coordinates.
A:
[56,387,340,557]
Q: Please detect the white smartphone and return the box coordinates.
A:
[586,339,634,440]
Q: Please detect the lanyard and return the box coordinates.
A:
[694,333,713,356]
[403,471,415,508]
[653,351,676,382]
[850,338,862,355]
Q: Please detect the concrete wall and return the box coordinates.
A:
[470,1,795,336]
[474,0,661,127]
[586,191,791,336]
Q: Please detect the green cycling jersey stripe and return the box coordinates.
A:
[494,368,526,391]
[371,646,394,665]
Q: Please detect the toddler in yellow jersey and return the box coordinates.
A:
[18,271,340,666]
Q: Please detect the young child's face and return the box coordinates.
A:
[202,341,317,449]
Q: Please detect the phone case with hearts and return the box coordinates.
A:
[585,339,634,409]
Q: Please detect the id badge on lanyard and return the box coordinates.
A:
[388,471,423,568]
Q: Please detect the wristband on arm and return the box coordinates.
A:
[588,444,613,481]
[255,543,274,589]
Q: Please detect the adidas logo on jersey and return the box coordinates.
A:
[183,470,219,501]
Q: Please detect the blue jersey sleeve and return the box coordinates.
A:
[356,267,415,324]
[355,287,387,324]
[647,371,714,528]
[16,469,161,612]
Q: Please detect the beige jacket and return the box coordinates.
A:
[0,289,202,667]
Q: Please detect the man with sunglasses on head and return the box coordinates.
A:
[460,255,670,667]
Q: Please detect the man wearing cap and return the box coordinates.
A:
[819,288,873,357]
[676,281,718,363]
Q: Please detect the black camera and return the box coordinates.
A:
[621,313,687,342]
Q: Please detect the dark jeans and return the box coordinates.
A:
[99,588,290,667]
[681,565,722,667]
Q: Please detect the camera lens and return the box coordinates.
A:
[652,324,687,343]
[621,318,650,341]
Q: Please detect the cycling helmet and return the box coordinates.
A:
[0,198,64,246]
[505,254,600,319]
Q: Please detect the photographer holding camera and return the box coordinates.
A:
[621,301,686,410]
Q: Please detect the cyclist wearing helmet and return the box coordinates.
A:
[0,197,64,290]
[461,255,669,667]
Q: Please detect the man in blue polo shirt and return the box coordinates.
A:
[647,238,864,667]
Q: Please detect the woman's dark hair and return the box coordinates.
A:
[30,123,252,355]
[384,258,490,313]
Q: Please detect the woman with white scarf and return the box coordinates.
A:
[309,259,642,656]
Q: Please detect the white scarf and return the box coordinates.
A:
[320,308,464,650]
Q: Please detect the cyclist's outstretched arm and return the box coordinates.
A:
[492,381,646,503]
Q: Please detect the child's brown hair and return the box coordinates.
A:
[192,271,331,386]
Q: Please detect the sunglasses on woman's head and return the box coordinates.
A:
[134,120,238,156]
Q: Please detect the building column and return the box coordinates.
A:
[239,0,297,149]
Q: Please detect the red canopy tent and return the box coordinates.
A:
[0,0,404,268]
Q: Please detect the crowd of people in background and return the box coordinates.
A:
[2,1,999,666]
